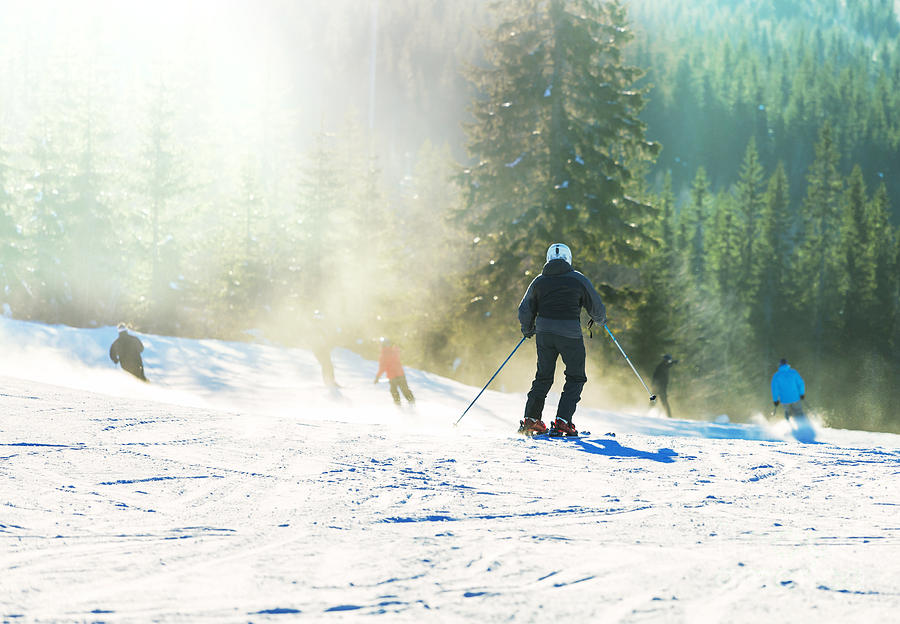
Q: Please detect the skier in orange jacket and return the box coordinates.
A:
[374,339,415,406]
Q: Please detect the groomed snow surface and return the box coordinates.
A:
[1,318,899,622]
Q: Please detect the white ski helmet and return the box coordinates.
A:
[546,243,572,264]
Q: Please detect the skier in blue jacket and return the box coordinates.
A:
[771,358,805,420]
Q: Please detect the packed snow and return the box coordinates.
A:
[1,317,899,622]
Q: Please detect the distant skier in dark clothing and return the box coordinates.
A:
[311,310,339,388]
[517,243,607,436]
[313,343,338,388]
[652,354,677,418]
[771,358,805,420]
[374,339,415,406]
[109,323,147,381]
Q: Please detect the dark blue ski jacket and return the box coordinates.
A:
[517,259,607,340]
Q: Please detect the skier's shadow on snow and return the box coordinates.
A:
[571,438,678,463]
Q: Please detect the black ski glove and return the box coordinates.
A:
[522,326,535,338]
[800,394,805,400]
[773,400,780,407]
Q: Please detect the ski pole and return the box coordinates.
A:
[603,325,657,401]
[454,336,527,426]
[771,402,788,420]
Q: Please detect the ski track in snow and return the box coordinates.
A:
[1,318,899,622]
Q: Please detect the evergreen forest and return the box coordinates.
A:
[1,0,899,433]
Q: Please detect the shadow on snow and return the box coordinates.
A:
[571,438,679,463]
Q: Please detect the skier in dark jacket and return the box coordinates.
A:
[652,354,677,418]
[109,323,147,381]
[517,243,607,436]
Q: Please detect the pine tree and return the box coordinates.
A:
[20,116,72,321]
[680,167,710,281]
[754,163,791,352]
[867,182,896,352]
[707,191,741,293]
[0,125,23,314]
[215,157,267,334]
[386,140,471,366]
[63,90,119,326]
[291,115,395,343]
[137,80,188,334]
[794,123,844,350]
[331,114,395,335]
[458,0,658,319]
[296,127,341,308]
[633,170,678,365]
[733,137,766,300]
[839,165,876,338]
[658,171,675,252]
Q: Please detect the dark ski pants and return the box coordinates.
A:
[389,376,415,405]
[122,362,147,382]
[656,387,672,418]
[523,332,587,423]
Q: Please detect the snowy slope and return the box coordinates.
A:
[1,318,899,622]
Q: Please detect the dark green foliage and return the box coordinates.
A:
[648,127,900,431]
[733,138,766,301]
[658,172,675,251]
[628,0,900,214]
[680,167,709,280]
[794,123,844,350]
[707,191,740,294]
[868,183,897,351]
[753,163,792,351]
[458,0,658,325]
[840,166,876,336]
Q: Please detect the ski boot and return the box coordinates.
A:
[550,418,578,437]
[518,417,548,436]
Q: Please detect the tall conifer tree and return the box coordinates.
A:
[296,128,341,307]
[0,130,23,314]
[755,163,791,351]
[65,94,118,325]
[659,171,675,252]
[459,0,658,318]
[138,80,187,333]
[733,137,766,300]
[22,117,72,321]
[867,182,896,350]
[681,167,710,281]
[707,192,741,294]
[795,123,844,349]
[840,165,876,337]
